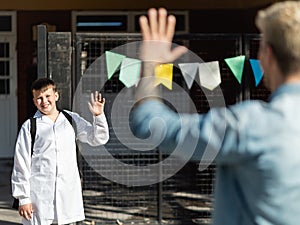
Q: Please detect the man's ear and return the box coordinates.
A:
[264,43,276,65]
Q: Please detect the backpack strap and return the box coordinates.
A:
[59,110,82,179]
[60,110,77,135]
[29,117,36,156]
[61,110,73,124]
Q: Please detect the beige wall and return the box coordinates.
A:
[1,0,278,10]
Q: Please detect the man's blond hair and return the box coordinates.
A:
[255,1,300,75]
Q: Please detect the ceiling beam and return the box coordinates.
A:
[0,0,279,10]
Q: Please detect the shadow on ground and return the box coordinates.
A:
[0,221,21,225]
[0,159,22,225]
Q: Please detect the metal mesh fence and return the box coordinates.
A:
[45,32,269,225]
[73,34,161,225]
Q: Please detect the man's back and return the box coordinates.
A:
[213,82,300,225]
[131,83,300,225]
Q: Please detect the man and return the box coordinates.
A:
[11,78,109,225]
[131,2,300,224]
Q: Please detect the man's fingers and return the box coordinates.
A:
[158,8,167,36]
[148,8,159,39]
[139,16,151,40]
[139,8,184,63]
[166,15,176,42]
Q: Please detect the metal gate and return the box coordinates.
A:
[40,31,268,225]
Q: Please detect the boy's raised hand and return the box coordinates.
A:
[88,91,105,116]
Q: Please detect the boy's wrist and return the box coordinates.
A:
[19,197,31,206]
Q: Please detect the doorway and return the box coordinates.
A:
[0,12,17,158]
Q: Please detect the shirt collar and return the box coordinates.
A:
[269,82,300,101]
[33,110,43,118]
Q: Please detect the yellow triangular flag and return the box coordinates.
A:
[154,64,173,90]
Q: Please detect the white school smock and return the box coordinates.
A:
[11,110,109,225]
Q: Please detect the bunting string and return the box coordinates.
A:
[105,51,264,90]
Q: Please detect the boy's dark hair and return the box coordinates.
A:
[31,78,56,92]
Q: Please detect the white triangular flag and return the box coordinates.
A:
[178,63,198,89]
[199,61,221,91]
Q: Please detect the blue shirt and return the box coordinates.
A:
[131,82,300,225]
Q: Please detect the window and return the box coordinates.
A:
[76,15,128,32]
[0,16,11,32]
[72,11,189,33]
[72,11,130,33]
[0,12,16,95]
[0,12,16,34]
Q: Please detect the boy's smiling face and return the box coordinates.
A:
[32,85,59,115]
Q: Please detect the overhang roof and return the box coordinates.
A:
[0,0,280,10]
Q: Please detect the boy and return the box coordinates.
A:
[12,78,109,225]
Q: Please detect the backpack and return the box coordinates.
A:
[12,110,80,210]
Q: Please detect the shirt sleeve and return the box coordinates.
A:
[130,99,250,165]
[71,112,109,146]
[11,120,32,204]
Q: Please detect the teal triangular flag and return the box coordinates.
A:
[224,55,246,84]
[119,58,141,88]
[249,59,264,87]
[105,51,126,79]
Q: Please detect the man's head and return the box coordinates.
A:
[256,1,300,78]
[31,78,59,115]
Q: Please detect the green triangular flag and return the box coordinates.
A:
[119,58,141,88]
[224,55,246,84]
[105,51,126,79]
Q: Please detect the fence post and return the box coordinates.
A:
[157,148,163,224]
[47,32,72,110]
[37,25,48,78]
